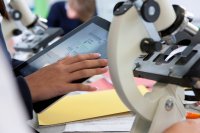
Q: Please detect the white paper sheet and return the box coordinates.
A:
[64,114,135,132]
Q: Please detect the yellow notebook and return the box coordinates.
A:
[38,90,130,126]
[38,86,149,126]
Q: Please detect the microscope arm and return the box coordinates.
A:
[108,0,177,122]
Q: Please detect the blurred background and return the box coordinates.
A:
[26,0,200,23]
[4,0,200,61]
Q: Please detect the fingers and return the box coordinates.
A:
[62,53,102,65]
[59,84,97,94]
[69,67,108,82]
[67,59,108,73]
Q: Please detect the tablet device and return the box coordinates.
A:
[14,17,110,112]
[15,16,110,77]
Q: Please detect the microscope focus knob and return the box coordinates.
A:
[140,38,162,53]
[141,0,160,22]
[12,10,22,21]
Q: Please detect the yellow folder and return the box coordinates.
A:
[38,86,149,126]
[38,90,130,126]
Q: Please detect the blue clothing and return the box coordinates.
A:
[47,2,83,35]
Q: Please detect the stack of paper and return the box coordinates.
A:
[64,114,135,132]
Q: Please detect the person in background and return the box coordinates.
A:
[47,0,96,35]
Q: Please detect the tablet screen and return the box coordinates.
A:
[19,23,109,76]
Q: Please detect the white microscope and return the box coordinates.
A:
[2,0,63,57]
[108,0,200,133]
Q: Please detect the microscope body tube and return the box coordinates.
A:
[154,0,176,32]
[10,0,37,27]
